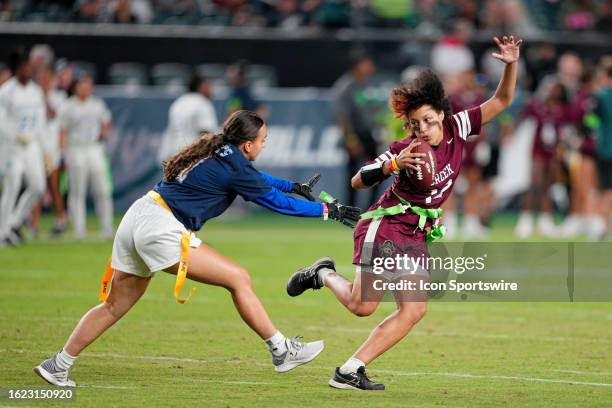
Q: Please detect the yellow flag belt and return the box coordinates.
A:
[98,190,196,304]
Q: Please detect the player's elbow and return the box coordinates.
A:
[351,173,366,189]
[494,93,513,111]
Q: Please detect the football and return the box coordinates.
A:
[405,141,437,190]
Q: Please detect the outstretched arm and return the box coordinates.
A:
[480,35,523,126]
[255,188,323,217]
[259,171,293,192]
[254,187,362,227]
[260,171,321,201]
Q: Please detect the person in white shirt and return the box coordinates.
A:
[59,74,113,240]
[157,74,218,163]
[0,49,47,245]
[30,65,69,236]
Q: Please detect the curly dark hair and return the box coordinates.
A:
[162,110,264,181]
[390,68,452,121]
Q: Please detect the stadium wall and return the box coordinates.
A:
[101,88,352,211]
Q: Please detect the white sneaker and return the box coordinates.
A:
[443,213,457,240]
[34,355,76,387]
[515,212,534,239]
[537,213,558,238]
[462,215,488,239]
[273,336,324,373]
[559,214,583,238]
[587,216,606,241]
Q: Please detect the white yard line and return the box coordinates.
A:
[78,384,137,389]
[304,325,612,344]
[550,369,612,376]
[81,351,215,364]
[4,348,611,389]
[173,378,271,386]
[257,363,612,388]
[0,348,220,364]
[369,369,612,388]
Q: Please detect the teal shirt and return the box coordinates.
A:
[596,87,612,159]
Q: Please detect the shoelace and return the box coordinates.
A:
[288,336,304,351]
[55,370,69,381]
[298,268,315,282]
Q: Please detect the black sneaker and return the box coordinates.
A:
[287,257,335,297]
[5,230,23,247]
[51,220,68,237]
[11,227,25,244]
[329,366,385,390]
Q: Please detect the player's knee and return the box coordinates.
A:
[349,301,377,317]
[399,302,427,324]
[230,266,252,291]
[102,299,127,320]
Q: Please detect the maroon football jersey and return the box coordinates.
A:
[367,106,482,225]
[523,99,570,158]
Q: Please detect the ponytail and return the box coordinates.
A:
[162,132,224,181]
[162,110,264,181]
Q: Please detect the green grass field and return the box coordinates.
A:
[1,214,611,407]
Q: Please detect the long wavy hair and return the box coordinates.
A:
[389,68,452,121]
[162,110,264,181]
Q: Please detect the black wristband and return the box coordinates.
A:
[360,162,386,186]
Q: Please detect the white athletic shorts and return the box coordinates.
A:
[111,194,202,278]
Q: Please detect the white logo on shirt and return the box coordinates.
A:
[216,145,233,157]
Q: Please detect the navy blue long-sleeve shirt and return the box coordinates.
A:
[154,144,323,230]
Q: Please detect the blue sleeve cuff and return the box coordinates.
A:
[254,188,323,217]
[259,171,293,193]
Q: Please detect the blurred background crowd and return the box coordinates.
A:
[0,0,611,32]
[0,0,610,245]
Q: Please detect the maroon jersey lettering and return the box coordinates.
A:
[366,106,482,226]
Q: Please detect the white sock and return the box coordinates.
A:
[55,348,76,371]
[265,331,287,356]
[339,357,365,374]
[318,267,335,286]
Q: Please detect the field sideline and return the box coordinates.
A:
[1,214,611,407]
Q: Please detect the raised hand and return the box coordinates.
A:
[291,173,321,201]
[492,35,522,65]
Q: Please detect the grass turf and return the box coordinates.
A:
[0,214,611,407]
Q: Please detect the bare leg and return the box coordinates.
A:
[325,268,427,365]
[540,158,558,213]
[464,167,481,218]
[353,300,427,365]
[481,180,496,223]
[582,157,600,214]
[31,201,41,231]
[603,191,612,232]
[64,270,150,356]
[48,167,67,222]
[442,193,457,238]
[164,243,277,340]
[324,269,382,317]
[523,159,544,212]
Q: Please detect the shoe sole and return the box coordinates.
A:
[329,378,385,391]
[33,366,75,387]
[274,342,324,373]
[328,378,361,390]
